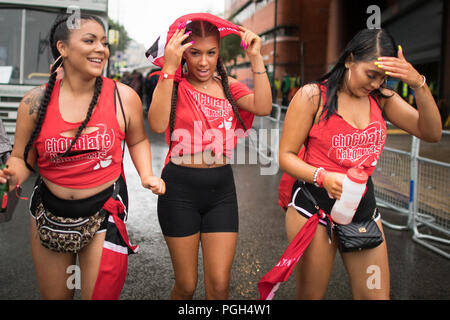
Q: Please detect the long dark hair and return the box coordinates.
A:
[168,20,247,146]
[23,14,106,171]
[317,28,397,121]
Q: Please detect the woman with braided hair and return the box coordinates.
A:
[147,14,272,299]
[0,14,165,299]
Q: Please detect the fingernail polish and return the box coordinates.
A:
[385,71,390,75]
[186,31,192,35]
[377,57,382,61]
[190,41,195,44]
[398,45,402,51]
[240,40,243,48]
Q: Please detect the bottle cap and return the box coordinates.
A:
[347,167,368,184]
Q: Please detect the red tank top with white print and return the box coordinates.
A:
[304,85,387,176]
[165,78,254,163]
[34,77,125,189]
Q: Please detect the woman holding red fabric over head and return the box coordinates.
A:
[262,28,441,300]
[147,13,272,299]
[0,13,165,300]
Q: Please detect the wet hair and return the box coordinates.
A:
[23,14,106,171]
[168,20,247,147]
[316,28,397,121]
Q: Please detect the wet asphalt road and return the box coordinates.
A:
[0,119,448,300]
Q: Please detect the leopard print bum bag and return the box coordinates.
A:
[31,177,123,253]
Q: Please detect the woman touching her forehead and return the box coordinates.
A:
[276,28,441,300]
[0,14,165,300]
[148,14,272,299]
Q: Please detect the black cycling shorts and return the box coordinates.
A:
[157,162,239,237]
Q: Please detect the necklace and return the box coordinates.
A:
[189,78,213,90]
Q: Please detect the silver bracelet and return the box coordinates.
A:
[252,69,267,75]
[410,75,426,90]
[313,167,324,187]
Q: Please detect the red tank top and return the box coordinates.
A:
[165,78,254,163]
[34,77,125,189]
[304,86,387,176]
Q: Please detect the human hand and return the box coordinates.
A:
[238,26,262,58]
[141,175,166,195]
[0,166,17,192]
[322,171,345,200]
[163,23,194,74]
[375,45,424,88]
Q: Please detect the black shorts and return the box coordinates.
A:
[30,175,128,233]
[157,162,239,237]
[290,177,380,226]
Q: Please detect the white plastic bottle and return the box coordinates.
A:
[331,167,368,225]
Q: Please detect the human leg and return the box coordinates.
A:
[285,206,338,299]
[340,218,390,300]
[30,216,77,300]
[77,231,106,300]
[165,233,201,299]
[201,232,238,300]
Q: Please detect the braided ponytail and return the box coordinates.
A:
[23,67,58,171]
[169,81,179,149]
[216,57,247,132]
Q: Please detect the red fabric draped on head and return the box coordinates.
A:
[145,13,241,82]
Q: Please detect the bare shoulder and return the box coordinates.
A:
[290,83,322,111]
[115,81,141,106]
[376,87,401,109]
[227,76,239,85]
[21,85,46,116]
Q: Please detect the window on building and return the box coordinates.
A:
[261,26,298,42]
[24,10,57,85]
[233,0,273,24]
[0,8,64,85]
[0,9,21,84]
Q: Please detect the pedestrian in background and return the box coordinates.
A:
[146,13,272,299]
[144,68,161,113]
[277,28,441,299]
[129,70,144,99]
[0,13,165,300]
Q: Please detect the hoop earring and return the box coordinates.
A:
[51,56,63,75]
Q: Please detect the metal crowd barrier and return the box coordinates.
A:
[251,108,449,259]
[374,130,450,259]
[241,103,286,167]
[410,134,450,259]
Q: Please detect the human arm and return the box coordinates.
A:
[117,82,165,195]
[147,27,194,133]
[279,84,345,199]
[376,46,442,142]
[231,26,272,116]
[0,87,42,190]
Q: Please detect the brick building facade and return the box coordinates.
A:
[225,0,449,126]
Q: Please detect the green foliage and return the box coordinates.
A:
[108,18,131,56]
[220,34,245,65]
